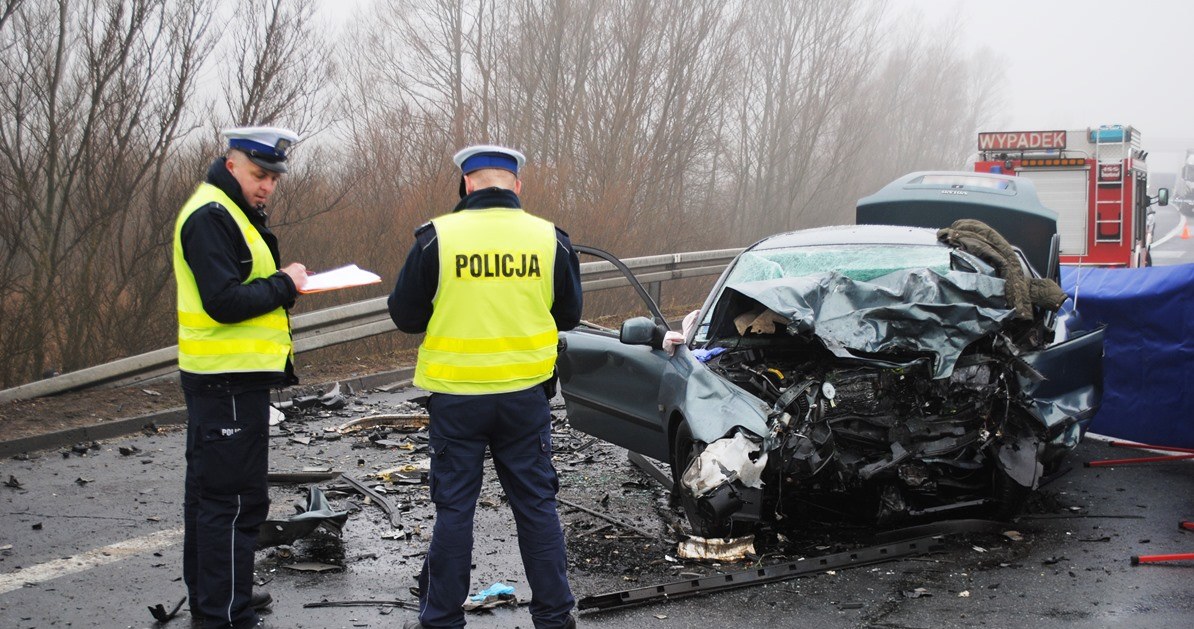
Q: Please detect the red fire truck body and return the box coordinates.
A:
[974,126,1153,267]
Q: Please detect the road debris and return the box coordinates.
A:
[676,535,756,562]
[902,587,932,598]
[463,582,517,612]
[282,562,341,572]
[337,413,429,434]
[4,475,21,489]
[557,496,654,538]
[302,599,420,610]
[259,486,349,548]
[579,535,946,611]
[339,474,403,528]
[146,597,185,622]
[268,470,343,484]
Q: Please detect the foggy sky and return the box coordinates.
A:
[900,0,1193,172]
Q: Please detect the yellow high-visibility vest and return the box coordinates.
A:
[414,208,558,394]
[173,183,292,374]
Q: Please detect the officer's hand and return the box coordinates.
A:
[281,262,309,292]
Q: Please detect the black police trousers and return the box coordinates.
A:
[183,389,270,629]
[414,385,575,628]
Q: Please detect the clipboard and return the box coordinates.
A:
[298,264,382,294]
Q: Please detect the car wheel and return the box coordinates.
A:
[671,420,743,538]
[989,460,1033,521]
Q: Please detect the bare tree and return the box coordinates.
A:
[0,0,215,385]
[223,0,332,135]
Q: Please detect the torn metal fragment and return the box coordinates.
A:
[337,413,429,434]
[676,534,756,561]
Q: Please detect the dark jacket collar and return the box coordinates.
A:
[206,157,267,222]
[451,187,522,212]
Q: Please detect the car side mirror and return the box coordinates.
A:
[620,316,665,349]
[1156,187,1169,207]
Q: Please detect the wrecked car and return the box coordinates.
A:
[558,171,1104,537]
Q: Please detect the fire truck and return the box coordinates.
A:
[974,125,1163,267]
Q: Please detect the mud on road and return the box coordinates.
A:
[1,384,1192,628]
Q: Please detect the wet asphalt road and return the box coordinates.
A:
[1,385,1192,629]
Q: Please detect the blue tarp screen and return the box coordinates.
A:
[1060,264,1194,447]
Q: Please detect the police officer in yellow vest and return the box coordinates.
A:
[174,126,309,629]
[389,145,583,629]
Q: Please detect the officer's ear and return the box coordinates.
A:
[513,179,522,195]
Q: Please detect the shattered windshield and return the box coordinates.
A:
[724,244,953,285]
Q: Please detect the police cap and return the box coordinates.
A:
[222,126,300,173]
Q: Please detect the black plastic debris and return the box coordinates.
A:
[147,597,185,622]
[257,486,349,549]
[319,383,348,410]
[4,475,20,489]
[118,445,141,456]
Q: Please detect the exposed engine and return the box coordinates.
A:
[702,337,1030,523]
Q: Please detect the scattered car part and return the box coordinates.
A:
[579,519,999,612]
[557,497,656,538]
[258,486,349,548]
[282,562,341,572]
[627,451,671,488]
[337,413,429,434]
[146,597,185,622]
[267,470,343,484]
[319,382,348,410]
[303,600,420,610]
[340,474,402,528]
[676,535,756,561]
[579,535,943,612]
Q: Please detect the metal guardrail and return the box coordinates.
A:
[0,248,743,403]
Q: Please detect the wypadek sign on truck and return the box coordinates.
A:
[978,130,1067,151]
[974,125,1156,268]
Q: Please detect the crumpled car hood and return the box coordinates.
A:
[708,269,1019,379]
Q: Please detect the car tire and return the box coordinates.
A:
[989,463,1032,521]
[671,420,743,538]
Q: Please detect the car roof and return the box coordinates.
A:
[749,223,940,251]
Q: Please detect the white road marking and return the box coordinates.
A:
[1152,213,1188,247]
[0,527,183,595]
[1150,250,1185,259]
